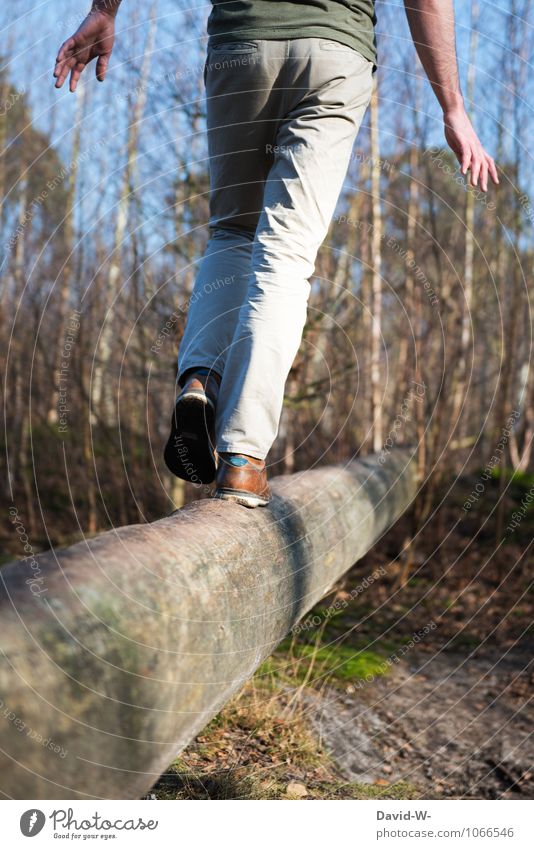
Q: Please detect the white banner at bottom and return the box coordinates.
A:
[2,799,532,848]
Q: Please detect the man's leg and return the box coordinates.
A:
[177,229,254,384]
[215,39,374,462]
[167,41,285,484]
[177,41,283,384]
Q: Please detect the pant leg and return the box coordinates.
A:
[177,229,253,381]
[177,41,284,381]
[216,39,374,458]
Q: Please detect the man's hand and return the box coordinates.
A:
[404,0,499,193]
[54,10,115,92]
[444,107,499,192]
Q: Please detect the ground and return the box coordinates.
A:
[147,472,533,800]
[146,647,533,801]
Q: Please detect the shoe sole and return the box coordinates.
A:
[213,488,270,508]
[164,393,216,485]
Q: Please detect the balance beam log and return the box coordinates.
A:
[0,449,416,799]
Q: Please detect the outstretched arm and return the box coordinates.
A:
[404,0,498,192]
[54,0,123,92]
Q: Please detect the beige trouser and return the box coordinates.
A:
[178,37,373,459]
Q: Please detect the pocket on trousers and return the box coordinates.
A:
[205,42,259,86]
[210,42,259,54]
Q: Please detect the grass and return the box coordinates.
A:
[255,610,399,692]
[148,617,422,801]
[152,770,421,800]
[149,673,421,800]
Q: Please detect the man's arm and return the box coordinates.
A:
[404,0,498,192]
[93,0,123,14]
[54,1,123,92]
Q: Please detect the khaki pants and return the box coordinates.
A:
[178,37,373,459]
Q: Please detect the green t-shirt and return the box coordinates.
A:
[207,1,377,65]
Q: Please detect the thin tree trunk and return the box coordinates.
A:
[370,85,383,453]
[92,4,157,422]
[48,84,86,423]
[12,181,36,532]
[495,0,529,543]
[509,363,534,471]
[451,1,479,438]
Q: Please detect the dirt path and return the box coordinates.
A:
[305,648,534,799]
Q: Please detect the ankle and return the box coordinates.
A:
[179,367,221,388]
[220,452,265,468]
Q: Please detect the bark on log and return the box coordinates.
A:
[0,450,416,799]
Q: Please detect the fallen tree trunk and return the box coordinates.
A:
[0,450,416,799]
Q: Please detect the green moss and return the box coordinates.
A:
[293,643,390,681]
[257,640,391,685]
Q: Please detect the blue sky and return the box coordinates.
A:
[4,1,531,148]
[1,0,532,252]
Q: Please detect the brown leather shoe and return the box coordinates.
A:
[214,453,270,508]
[164,369,221,484]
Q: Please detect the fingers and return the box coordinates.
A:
[479,157,489,193]
[96,53,110,82]
[445,116,499,192]
[487,154,499,186]
[55,37,76,67]
[54,38,77,88]
[467,148,499,192]
[460,145,471,177]
[55,51,109,92]
[470,149,482,189]
[54,42,111,92]
[69,62,86,93]
[54,57,76,90]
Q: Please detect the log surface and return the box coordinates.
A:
[0,450,416,799]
